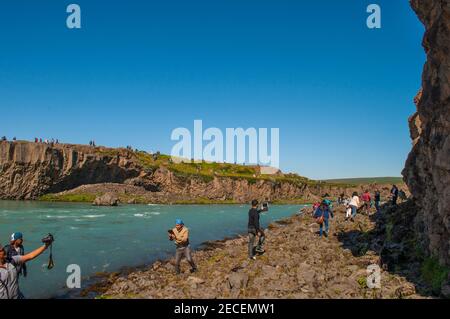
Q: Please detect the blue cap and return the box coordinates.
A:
[11,232,23,241]
[175,219,184,225]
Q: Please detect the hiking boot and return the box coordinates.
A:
[190,268,197,273]
[249,256,256,261]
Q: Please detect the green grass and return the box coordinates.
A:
[39,193,97,203]
[421,257,449,294]
[324,177,404,185]
[132,150,318,186]
[171,198,238,205]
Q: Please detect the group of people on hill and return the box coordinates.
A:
[1,232,53,299]
[0,136,61,145]
[310,185,404,238]
[34,138,59,145]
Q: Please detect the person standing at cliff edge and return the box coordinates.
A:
[168,219,197,275]
[248,199,269,260]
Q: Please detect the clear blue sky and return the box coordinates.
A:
[0,0,425,179]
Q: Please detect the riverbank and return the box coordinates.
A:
[90,203,444,299]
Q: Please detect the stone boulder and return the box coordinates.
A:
[93,193,119,206]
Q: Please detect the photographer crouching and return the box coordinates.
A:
[0,234,54,299]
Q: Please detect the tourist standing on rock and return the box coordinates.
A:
[0,237,53,299]
[168,219,197,275]
[361,190,371,215]
[248,199,268,260]
[348,192,360,222]
[374,189,381,214]
[3,233,27,278]
[313,200,334,238]
[391,185,399,206]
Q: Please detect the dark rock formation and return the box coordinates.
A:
[403,0,450,266]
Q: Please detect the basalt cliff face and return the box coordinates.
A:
[0,141,141,200]
[403,0,450,266]
[0,141,399,203]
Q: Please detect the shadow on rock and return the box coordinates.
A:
[337,200,437,298]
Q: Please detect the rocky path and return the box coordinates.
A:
[99,206,427,299]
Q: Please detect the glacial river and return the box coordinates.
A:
[0,201,304,298]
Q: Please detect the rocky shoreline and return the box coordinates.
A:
[82,202,446,299]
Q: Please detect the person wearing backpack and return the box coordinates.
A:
[3,232,27,278]
[0,237,53,299]
[313,200,334,238]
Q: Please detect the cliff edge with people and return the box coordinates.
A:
[0,140,404,204]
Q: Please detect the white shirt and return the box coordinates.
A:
[349,195,360,207]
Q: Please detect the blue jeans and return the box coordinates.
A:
[375,201,380,213]
[350,205,357,218]
[319,218,329,237]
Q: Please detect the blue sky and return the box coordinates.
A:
[0,0,425,179]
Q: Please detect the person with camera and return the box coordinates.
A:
[3,232,27,278]
[0,234,54,299]
[248,199,269,260]
[168,219,197,275]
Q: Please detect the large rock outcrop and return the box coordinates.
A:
[0,141,141,199]
[0,141,403,203]
[403,0,450,266]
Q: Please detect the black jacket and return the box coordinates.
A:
[248,208,265,231]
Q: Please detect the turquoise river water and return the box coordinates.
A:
[0,201,304,298]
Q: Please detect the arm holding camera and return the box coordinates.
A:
[17,233,54,264]
[19,244,48,263]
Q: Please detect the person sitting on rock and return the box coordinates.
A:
[313,200,334,238]
[168,219,197,275]
[248,199,268,260]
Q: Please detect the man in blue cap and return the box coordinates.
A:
[4,232,27,277]
[1,236,53,299]
[168,219,197,274]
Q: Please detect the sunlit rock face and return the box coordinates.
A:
[403,0,450,266]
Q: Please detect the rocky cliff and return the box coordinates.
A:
[403,0,450,266]
[0,141,141,199]
[0,141,401,203]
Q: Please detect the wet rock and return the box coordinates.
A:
[93,193,119,206]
